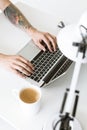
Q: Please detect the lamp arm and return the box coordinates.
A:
[64,53,82,113]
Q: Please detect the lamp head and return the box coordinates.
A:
[57,12,87,63]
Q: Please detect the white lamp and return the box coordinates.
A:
[55,11,87,130]
[43,12,87,130]
[57,12,87,113]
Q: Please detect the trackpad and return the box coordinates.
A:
[18,40,40,61]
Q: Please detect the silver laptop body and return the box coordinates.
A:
[18,40,72,87]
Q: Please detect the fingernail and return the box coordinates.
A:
[50,48,53,52]
[32,67,35,70]
[54,48,57,51]
[43,48,46,51]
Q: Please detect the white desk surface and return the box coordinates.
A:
[0,2,87,130]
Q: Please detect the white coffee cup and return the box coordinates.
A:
[13,85,41,116]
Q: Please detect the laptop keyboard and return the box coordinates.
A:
[29,48,73,83]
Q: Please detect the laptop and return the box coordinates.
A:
[18,39,73,87]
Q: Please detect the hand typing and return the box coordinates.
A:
[0,54,34,78]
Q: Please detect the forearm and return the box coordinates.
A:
[3,1,36,36]
[0,0,10,10]
[0,1,57,52]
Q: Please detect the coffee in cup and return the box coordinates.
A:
[20,87,41,103]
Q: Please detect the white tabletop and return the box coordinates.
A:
[0,2,87,130]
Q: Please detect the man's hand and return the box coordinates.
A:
[29,27,57,52]
[0,54,34,78]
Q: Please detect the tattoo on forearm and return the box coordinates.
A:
[4,3,32,31]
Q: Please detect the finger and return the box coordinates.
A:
[46,34,57,51]
[42,36,52,52]
[12,63,32,76]
[16,55,34,70]
[37,41,46,51]
[11,69,27,78]
[14,60,34,73]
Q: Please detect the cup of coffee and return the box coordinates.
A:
[13,85,41,116]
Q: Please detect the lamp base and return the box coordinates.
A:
[42,113,82,130]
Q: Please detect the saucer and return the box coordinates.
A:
[0,115,18,130]
[42,113,82,130]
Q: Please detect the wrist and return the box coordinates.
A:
[27,26,37,37]
[0,53,5,60]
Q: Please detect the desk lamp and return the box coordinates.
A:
[42,12,87,130]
